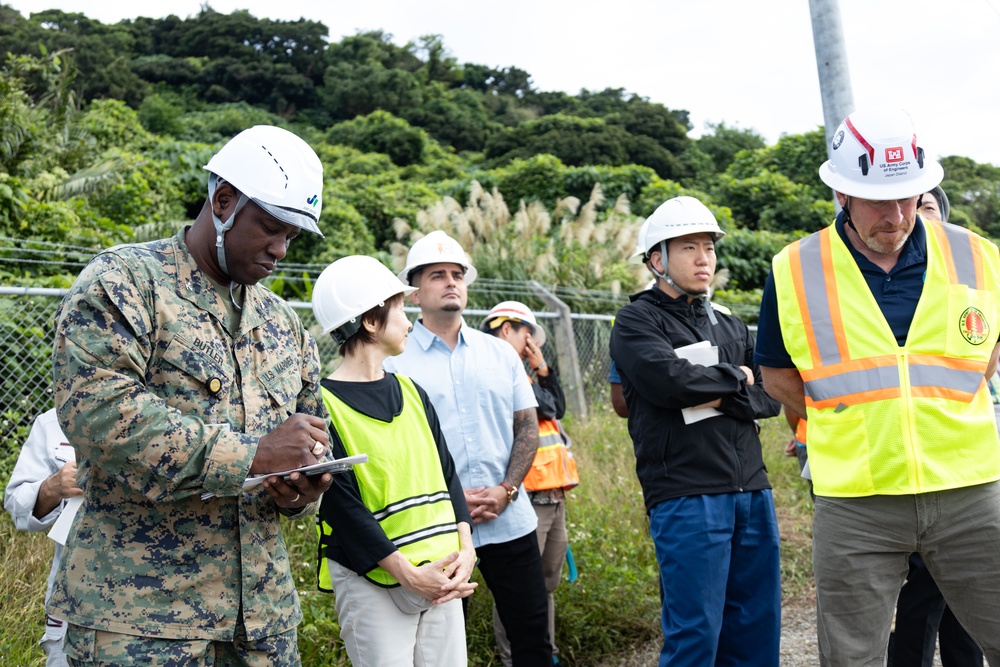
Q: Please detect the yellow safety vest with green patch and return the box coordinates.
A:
[318,375,459,588]
[772,219,1000,497]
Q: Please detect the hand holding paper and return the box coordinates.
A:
[674,341,724,424]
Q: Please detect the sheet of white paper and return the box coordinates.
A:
[674,341,725,424]
[201,454,368,500]
[47,495,83,546]
[674,340,717,365]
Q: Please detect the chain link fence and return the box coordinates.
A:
[0,286,616,447]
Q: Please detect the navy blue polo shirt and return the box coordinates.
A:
[755,213,927,368]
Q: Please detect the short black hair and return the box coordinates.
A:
[337,292,405,357]
[920,185,950,222]
[481,318,527,338]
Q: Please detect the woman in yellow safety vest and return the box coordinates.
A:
[311,255,476,667]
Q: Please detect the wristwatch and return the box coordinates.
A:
[500,481,519,504]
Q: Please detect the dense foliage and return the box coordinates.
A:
[0,4,998,300]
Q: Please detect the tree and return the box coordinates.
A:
[327,111,431,167]
[322,61,423,122]
[402,86,495,152]
[79,99,152,152]
[412,34,462,87]
[326,30,422,71]
[462,64,533,98]
[713,170,833,233]
[173,8,265,61]
[196,57,318,115]
[695,122,767,174]
[137,92,185,136]
[940,156,1000,238]
[172,102,285,144]
[484,114,631,168]
[715,227,803,290]
[0,9,146,105]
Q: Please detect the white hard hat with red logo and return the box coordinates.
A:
[479,301,547,347]
[819,108,943,200]
[397,230,478,286]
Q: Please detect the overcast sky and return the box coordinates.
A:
[7,0,1000,166]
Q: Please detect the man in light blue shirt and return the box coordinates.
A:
[384,230,552,666]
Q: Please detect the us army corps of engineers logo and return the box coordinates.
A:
[960,306,990,345]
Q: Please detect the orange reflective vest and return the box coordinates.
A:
[523,415,580,492]
[772,219,1000,497]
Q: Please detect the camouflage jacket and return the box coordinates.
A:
[49,227,323,641]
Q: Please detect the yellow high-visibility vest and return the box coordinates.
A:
[772,220,1000,497]
[318,375,459,588]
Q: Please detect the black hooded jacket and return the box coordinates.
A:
[610,287,781,512]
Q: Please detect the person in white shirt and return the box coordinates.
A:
[384,231,552,666]
[4,408,83,667]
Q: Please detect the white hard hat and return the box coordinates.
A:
[634,196,725,260]
[397,230,478,286]
[479,300,547,347]
[312,255,416,344]
[205,125,324,235]
[819,108,943,200]
[204,125,324,277]
[628,218,652,263]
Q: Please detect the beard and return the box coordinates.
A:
[860,227,910,255]
[441,303,462,312]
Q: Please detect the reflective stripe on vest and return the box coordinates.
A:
[773,219,1000,496]
[790,224,989,408]
[523,417,580,492]
[318,375,459,588]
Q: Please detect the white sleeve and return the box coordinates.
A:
[3,409,69,532]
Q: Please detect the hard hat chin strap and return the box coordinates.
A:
[208,177,249,279]
[653,241,718,325]
[332,318,362,345]
[842,197,859,236]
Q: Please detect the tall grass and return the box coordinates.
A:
[0,409,812,666]
[0,523,52,666]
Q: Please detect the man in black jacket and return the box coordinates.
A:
[610,195,782,667]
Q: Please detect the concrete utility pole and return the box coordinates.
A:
[809,0,855,158]
[529,280,587,419]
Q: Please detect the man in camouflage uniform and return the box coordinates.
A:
[49,126,333,666]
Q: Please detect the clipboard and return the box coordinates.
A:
[201,454,368,500]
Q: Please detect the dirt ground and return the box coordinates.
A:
[593,592,819,667]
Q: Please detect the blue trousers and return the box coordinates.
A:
[649,490,781,667]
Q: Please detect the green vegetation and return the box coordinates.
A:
[1,5,996,301]
[0,408,812,666]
